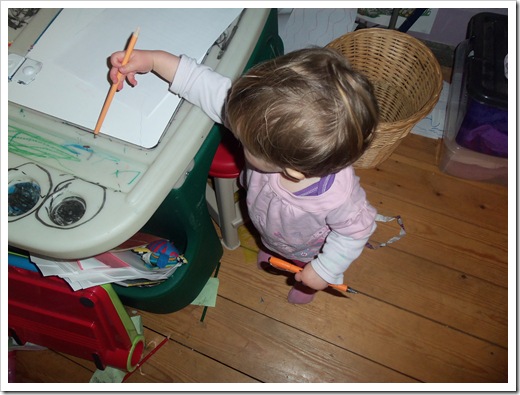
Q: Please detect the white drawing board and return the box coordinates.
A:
[8,8,242,148]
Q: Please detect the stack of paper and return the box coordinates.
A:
[278,9,358,54]
[30,250,186,291]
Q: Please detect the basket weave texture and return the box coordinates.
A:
[327,28,443,169]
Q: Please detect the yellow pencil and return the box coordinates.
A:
[94,27,140,136]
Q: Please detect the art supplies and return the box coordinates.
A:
[29,239,187,291]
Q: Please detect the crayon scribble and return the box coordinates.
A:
[8,126,80,162]
[114,170,141,185]
[8,126,143,185]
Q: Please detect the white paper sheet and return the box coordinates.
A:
[31,250,185,291]
[278,9,357,53]
[412,81,450,139]
[8,8,242,148]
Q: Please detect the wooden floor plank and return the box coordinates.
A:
[13,349,94,383]
[134,300,417,383]
[216,247,508,382]
[356,159,508,235]
[347,248,508,347]
[123,328,259,383]
[366,193,507,287]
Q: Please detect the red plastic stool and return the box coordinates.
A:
[206,132,245,250]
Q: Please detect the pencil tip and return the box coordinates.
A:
[134,27,140,36]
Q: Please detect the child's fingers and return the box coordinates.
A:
[109,67,120,85]
[109,51,135,87]
[110,51,126,67]
[125,72,138,87]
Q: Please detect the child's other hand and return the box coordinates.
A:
[109,49,154,91]
[295,264,328,291]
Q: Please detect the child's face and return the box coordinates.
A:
[243,148,282,174]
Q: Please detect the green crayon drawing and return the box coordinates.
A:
[8,126,142,185]
[8,126,80,162]
[114,170,141,185]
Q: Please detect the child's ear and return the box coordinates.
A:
[284,168,306,181]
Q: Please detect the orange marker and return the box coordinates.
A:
[94,27,140,136]
[268,256,355,293]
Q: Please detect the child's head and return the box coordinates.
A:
[226,47,379,178]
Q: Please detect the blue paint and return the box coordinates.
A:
[8,181,41,216]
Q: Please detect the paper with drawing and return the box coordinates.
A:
[8,8,242,148]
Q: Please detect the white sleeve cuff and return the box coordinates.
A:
[311,224,375,284]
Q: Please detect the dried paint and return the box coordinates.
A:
[8,181,41,216]
[48,196,86,226]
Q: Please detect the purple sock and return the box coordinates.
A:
[256,250,272,270]
[287,283,316,304]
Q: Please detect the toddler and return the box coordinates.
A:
[110,46,379,304]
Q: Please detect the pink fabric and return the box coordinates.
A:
[243,166,377,263]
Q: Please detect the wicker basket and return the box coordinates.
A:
[327,28,443,169]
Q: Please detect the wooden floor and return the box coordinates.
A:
[13,70,510,388]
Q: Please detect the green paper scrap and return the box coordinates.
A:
[89,315,143,383]
[191,277,219,307]
[90,366,126,383]
[131,315,143,335]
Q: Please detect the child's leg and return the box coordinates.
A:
[287,259,316,304]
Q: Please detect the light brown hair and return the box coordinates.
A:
[226,47,379,177]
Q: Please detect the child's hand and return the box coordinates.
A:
[109,49,154,91]
[295,264,328,291]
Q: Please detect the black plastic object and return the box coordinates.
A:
[465,12,508,109]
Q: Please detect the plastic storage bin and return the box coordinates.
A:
[439,12,508,184]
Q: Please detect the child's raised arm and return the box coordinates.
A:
[109,49,180,91]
